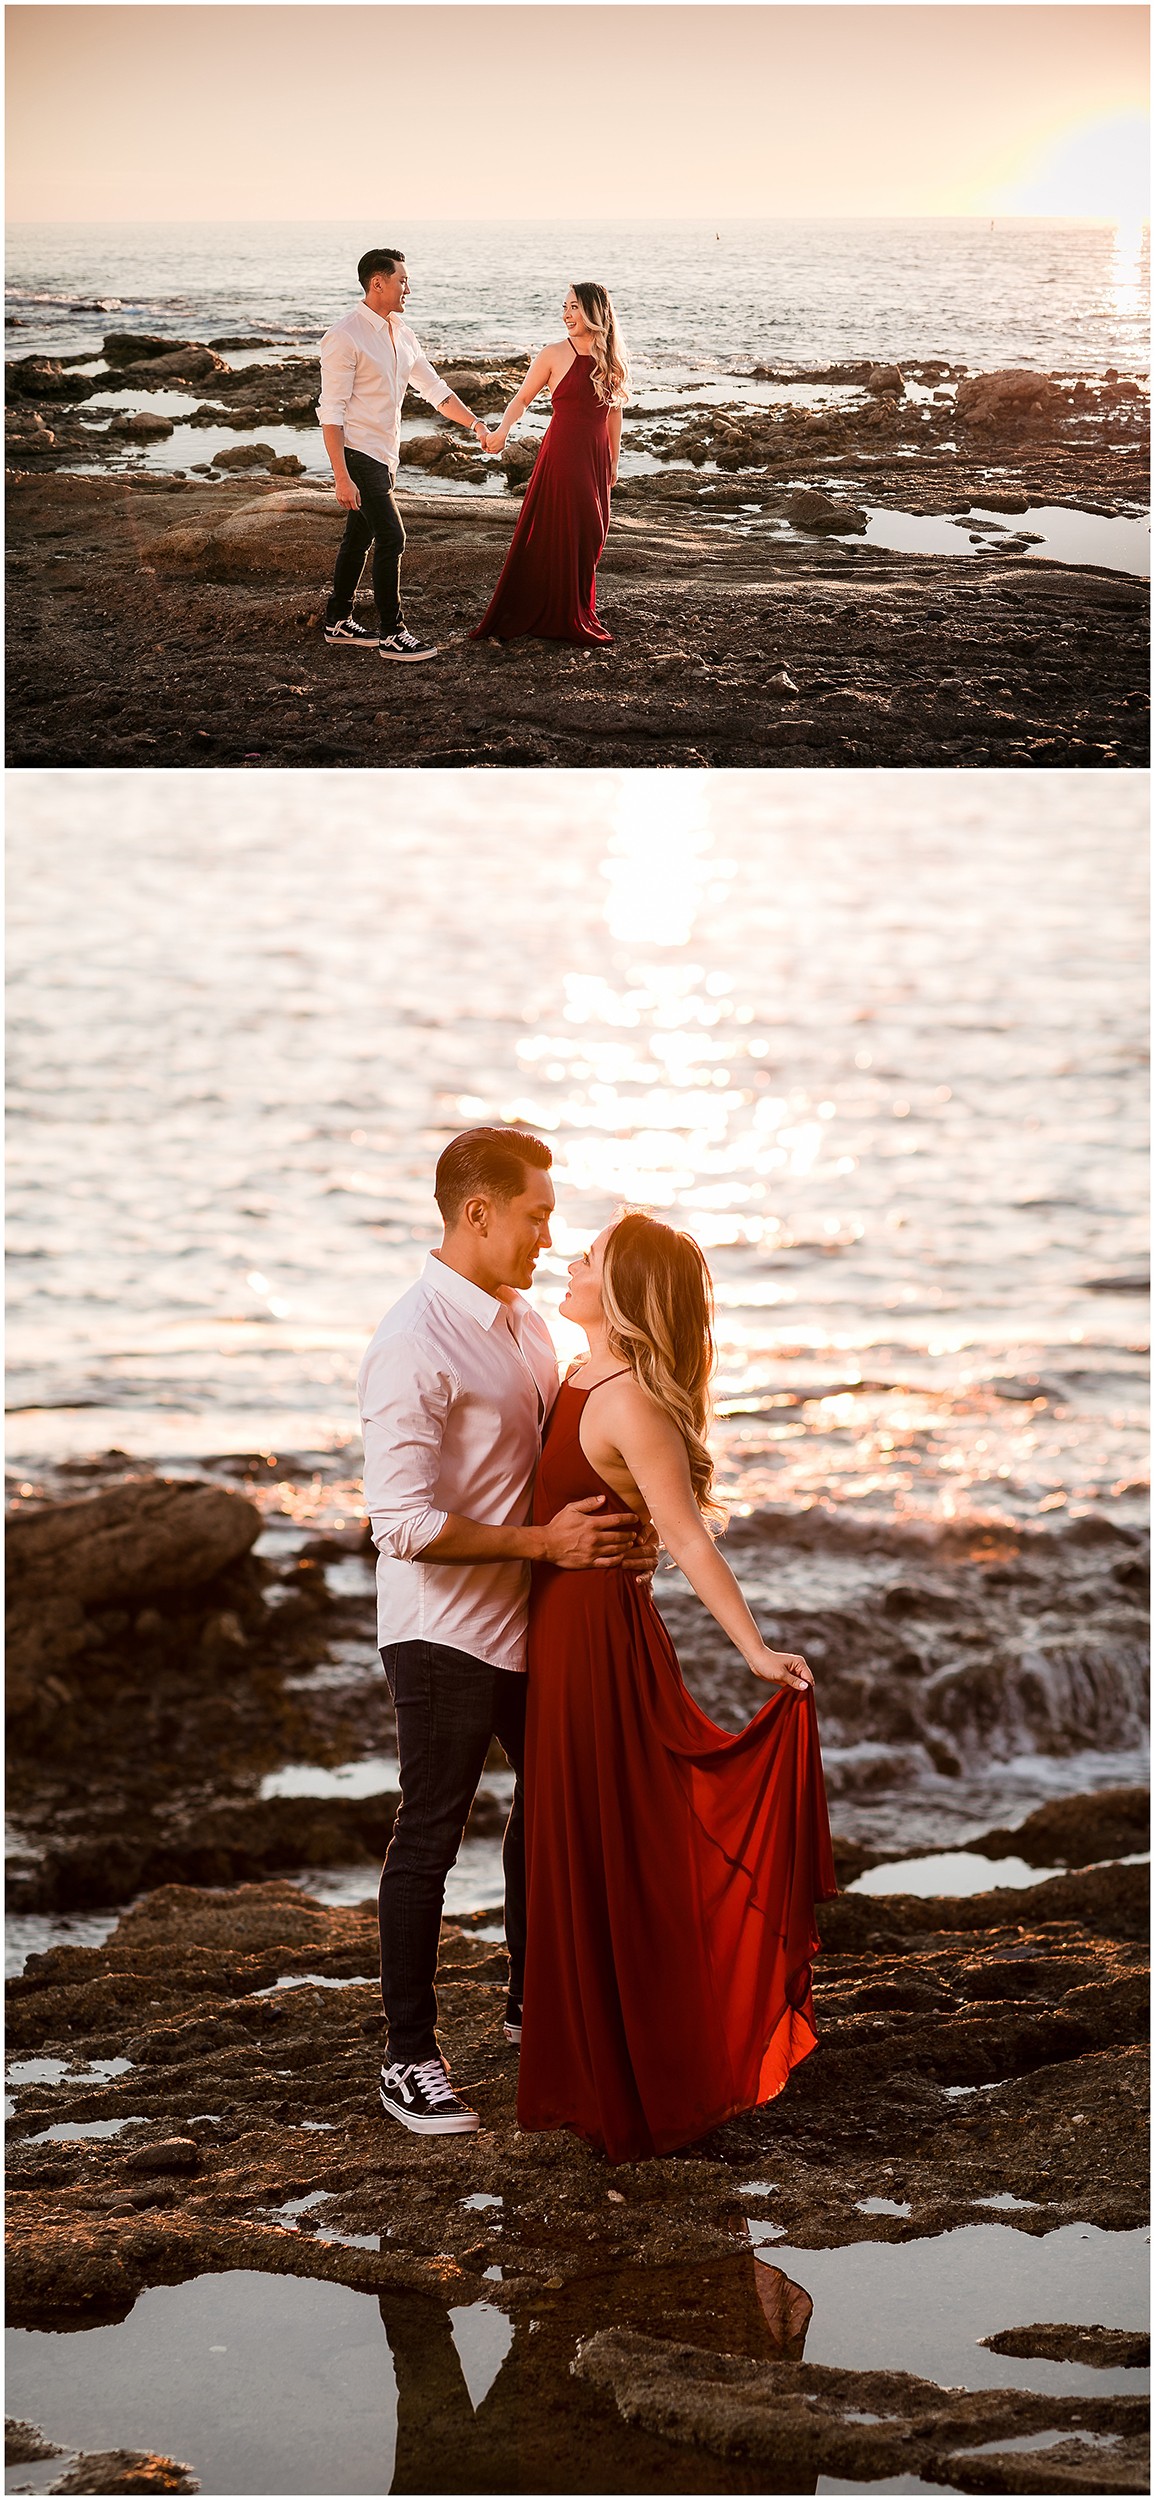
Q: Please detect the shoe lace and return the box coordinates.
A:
[411,2056,458,2106]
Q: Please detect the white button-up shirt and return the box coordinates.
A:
[317,303,451,471]
[358,1254,561,1671]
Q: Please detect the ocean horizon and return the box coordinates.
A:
[7,215,1151,379]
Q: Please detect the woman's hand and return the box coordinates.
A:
[609,468,619,487]
[748,1644,813,1693]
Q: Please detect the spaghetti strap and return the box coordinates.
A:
[574,1368,629,1397]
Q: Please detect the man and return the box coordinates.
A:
[359,1126,654,2137]
[318,247,484,663]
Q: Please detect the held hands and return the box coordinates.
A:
[544,1495,649,1572]
[748,1644,814,1694]
[333,471,362,511]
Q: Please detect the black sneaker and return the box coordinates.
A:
[379,2054,480,2135]
[324,616,380,648]
[502,2002,522,2045]
[378,624,438,663]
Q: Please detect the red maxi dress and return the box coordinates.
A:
[518,1381,838,2163]
[471,351,614,646]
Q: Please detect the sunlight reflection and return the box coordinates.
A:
[1107,217,1149,319]
[602,777,716,947]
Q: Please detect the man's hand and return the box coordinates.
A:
[333,470,361,511]
[622,1515,660,1577]
[543,1495,645,1571]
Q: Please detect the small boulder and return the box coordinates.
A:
[107,412,174,440]
[268,453,305,476]
[866,363,905,396]
[103,332,182,367]
[210,443,278,471]
[6,1478,262,1607]
[122,2137,200,2175]
[784,488,867,535]
[501,440,538,488]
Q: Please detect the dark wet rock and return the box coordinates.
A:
[210,443,278,472]
[969,1786,1149,1871]
[107,413,174,441]
[48,2449,199,2493]
[572,2328,1147,2484]
[982,2322,1149,2367]
[783,488,868,534]
[7,1479,261,1610]
[122,2137,200,2174]
[867,362,906,394]
[102,334,186,367]
[956,368,1071,435]
[268,453,305,477]
[6,2418,62,2465]
[5,357,91,404]
[946,2437,1149,2494]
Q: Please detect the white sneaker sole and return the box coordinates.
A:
[378,645,439,663]
[324,632,380,649]
[379,2084,480,2134]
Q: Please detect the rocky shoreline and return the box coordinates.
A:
[6,332,1149,766]
[5,1469,1149,2492]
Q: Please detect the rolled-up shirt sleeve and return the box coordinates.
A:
[408,349,451,410]
[360,1334,454,1561]
[317,326,357,429]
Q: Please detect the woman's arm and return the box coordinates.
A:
[608,403,623,485]
[590,1381,813,1692]
[482,345,563,451]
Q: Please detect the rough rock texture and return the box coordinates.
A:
[7,1479,262,1609]
[6,338,1147,766]
[573,2329,1147,2488]
[982,2324,1149,2367]
[45,2451,198,2495]
[5,1839,1147,2492]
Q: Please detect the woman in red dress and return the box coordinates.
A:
[471,283,627,646]
[518,1213,837,2164]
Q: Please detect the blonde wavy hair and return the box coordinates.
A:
[570,281,630,407]
[600,1212,724,1524]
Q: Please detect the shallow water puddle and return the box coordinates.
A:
[447,2301,514,2410]
[849,1845,1150,1896]
[260,1757,398,1802]
[861,501,1149,574]
[5,2270,399,2496]
[754,2222,1149,2397]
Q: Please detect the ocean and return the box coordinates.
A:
[7,770,1147,1539]
[7,215,1151,377]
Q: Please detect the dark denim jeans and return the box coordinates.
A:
[378,1639,526,2066]
[327,447,406,633]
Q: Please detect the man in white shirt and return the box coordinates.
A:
[318,246,484,663]
[359,1126,653,2137]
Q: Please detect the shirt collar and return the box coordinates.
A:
[423,1251,519,1333]
[359,302,392,333]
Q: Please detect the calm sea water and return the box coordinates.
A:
[6,217,1151,376]
[6,773,1148,1536]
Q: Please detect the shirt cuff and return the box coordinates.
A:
[372,1504,449,1562]
[316,396,348,428]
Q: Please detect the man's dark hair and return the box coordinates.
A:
[435,1127,552,1225]
[358,247,406,291]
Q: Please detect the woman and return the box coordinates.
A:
[471,283,628,647]
[518,1212,837,2164]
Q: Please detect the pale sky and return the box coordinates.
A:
[6,6,1150,223]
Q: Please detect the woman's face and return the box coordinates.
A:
[563,288,584,335]
[560,1225,612,1328]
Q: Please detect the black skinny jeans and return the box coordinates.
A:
[378,1639,527,2067]
[327,447,406,632]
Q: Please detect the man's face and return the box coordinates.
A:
[481,1172,556,1292]
[366,262,409,318]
